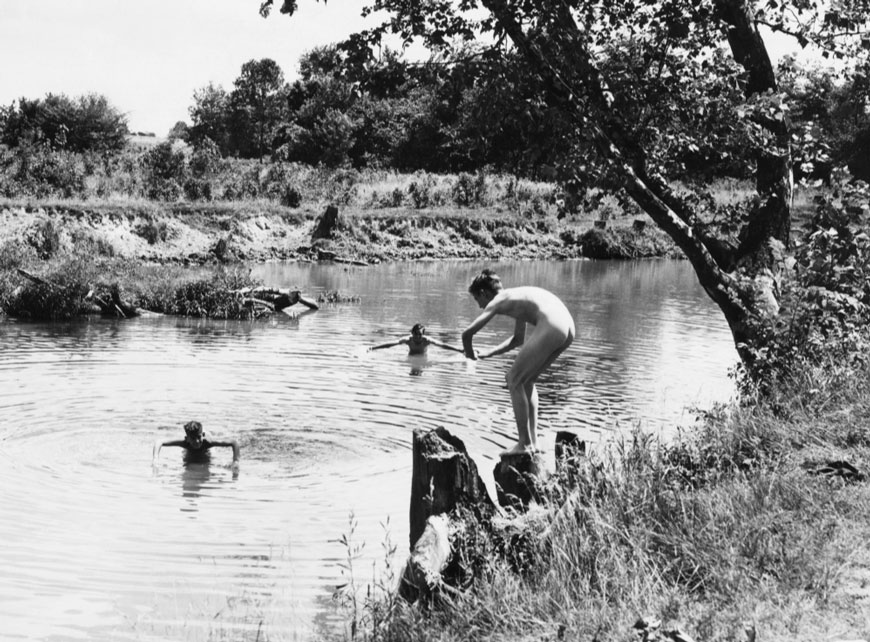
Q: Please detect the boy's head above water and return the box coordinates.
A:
[184,421,204,448]
[410,323,426,338]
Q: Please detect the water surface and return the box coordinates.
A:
[0,259,737,641]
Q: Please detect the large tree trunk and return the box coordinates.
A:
[481,0,791,369]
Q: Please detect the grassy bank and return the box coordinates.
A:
[333,361,870,642]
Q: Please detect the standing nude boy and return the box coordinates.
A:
[461,269,575,456]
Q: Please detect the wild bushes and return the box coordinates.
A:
[736,177,870,393]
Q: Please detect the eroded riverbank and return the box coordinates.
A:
[1,201,677,266]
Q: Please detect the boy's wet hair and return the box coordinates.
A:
[411,323,425,335]
[468,268,502,295]
[184,420,203,435]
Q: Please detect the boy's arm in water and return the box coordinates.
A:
[369,337,409,351]
[426,338,464,353]
[152,439,185,464]
[209,439,241,465]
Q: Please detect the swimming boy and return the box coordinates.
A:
[369,323,464,356]
[152,421,240,468]
[461,269,575,456]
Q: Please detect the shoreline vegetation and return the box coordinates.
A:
[2,171,868,642]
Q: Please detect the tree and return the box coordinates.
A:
[261,0,870,377]
[0,92,128,153]
[188,83,231,153]
[228,58,288,158]
[167,120,190,141]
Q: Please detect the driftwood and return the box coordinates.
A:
[16,267,61,290]
[85,285,140,318]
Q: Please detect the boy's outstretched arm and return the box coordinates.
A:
[369,337,407,351]
[152,439,184,464]
[428,338,464,353]
[211,440,241,466]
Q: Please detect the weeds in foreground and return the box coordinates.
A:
[332,513,401,641]
[331,359,870,642]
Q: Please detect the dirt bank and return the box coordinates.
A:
[1,202,677,265]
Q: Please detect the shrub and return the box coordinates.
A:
[5,143,87,198]
[1,256,97,320]
[188,138,221,177]
[134,218,170,245]
[407,172,435,209]
[452,171,489,207]
[492,226,522,247]
[142,141,187,201]
[169,268,255,319]
[736,178,870,392]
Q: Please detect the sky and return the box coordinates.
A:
[1,1,813,138]
[0,0,375,135]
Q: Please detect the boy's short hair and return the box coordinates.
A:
[468,269,502,295]
[411,323,425,335]
[184,421,203,435]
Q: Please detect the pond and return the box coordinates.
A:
[0,259,737,641]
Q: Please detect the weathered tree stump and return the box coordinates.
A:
[401,427,497,603]
[408,427,495,547]
[311,204,341,241]
[493,452,545,510]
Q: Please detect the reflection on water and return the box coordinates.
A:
[0,259,737,641]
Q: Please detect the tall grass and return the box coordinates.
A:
[335,355,870,642]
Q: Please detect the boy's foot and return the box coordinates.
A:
[500,442,536,457]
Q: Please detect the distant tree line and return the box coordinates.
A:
[178,45,869,185]
[0,44,867,187]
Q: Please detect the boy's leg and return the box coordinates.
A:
[526,382,539,448]
[507,329,573,453]
[507,384,532,451]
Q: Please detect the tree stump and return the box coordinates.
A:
[408,427,495,548]
[311,204,341,241]
[398,514,451,603]
[493,451,545,510]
